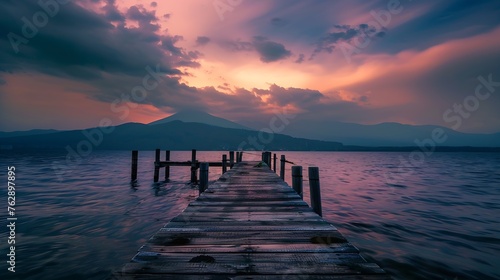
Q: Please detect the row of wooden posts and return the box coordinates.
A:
[259,151,322,216]
[130,149,322,216]
[131,149,243,183]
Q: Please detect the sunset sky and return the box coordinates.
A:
[1,0,500,133]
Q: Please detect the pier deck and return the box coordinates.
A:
[114,161,389,279]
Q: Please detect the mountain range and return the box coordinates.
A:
[0,121,341,151]
[0,110,499,151]
[279,120,500,147]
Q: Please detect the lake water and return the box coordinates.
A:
[0,150,499,279]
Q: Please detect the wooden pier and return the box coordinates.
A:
[114,159,388,279]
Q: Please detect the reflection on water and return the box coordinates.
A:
[0,150,499,279]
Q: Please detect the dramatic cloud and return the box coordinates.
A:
[0,0,204,110]
[0,0,499,133]
[252,36,292,62]
[255,85,324,109]
[295,54,304,64]
[0,1,190,79]
[311,24,385,59]
[195,36,210,46]
[221,36,292,63]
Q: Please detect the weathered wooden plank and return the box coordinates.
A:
[182,206,312,213]
[202,189,297,194]
[139,243,359,254]
[157,225,340,233]
[157,226,340,233]
[131,252,367,264]
[164,221,338,230]
[172,213,322,221]
[187,200,310,207]
[157,161,225,167]
[120,262,386,275]
[171,213,323,223]
[147,231,348,246]
[150,230,344,239]
[197,193,302,199]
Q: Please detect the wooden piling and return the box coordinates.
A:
[262,151,271,167]
[239,151,243,162]
[229,151,235,168]
[199,162,209,194]
[131,150,138,182]
[191,149,197,183]
[164,150,170,180]
[273,153,277,173]
[280,155,286,180]
[153,148,160,183]
[292,166,303,198]
[222,154,227,174]
[309,167,322,216]
[115,161,388,279]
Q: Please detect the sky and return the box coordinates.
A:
[1,0,500,133]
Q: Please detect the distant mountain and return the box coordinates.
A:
[0,129,60,138]
[0,121,342,151]
[280,120,500,147]
[149,109,252,131]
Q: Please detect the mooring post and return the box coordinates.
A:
[191,149,197,183]
[262,151,271,167]
[236,152,241,163]
[292,166,303,198]
[153,148,160,183]
[280,155,286,180]
[229,151,235,168]
[273,153,277,173]
[164,150,170,180]
[309,167,322,216]
[199,162,209,195]
[239,151,243,162]
[222,154,227,173]
[131,150,138,182]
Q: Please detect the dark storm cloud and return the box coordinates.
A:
[0,0,198,79]
[252,36,292,63]
[126,5,158,30]
[196,36,210,46]
[255,85,324,108]
[0,0,208,112]
[311,24,385,59]
[221,36,291,63]
[102,0,126,23]
[200,86,264,112]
